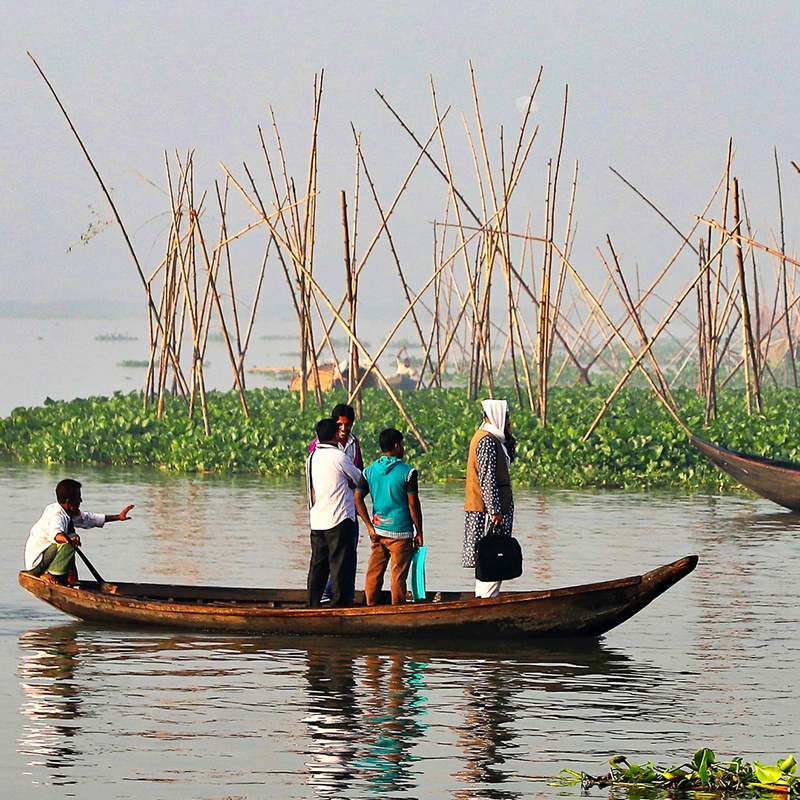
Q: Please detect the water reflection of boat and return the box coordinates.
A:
[356,651,427,791]
[302,648,428,796]
[19,555,697,639]
[18,626,84,775]
[453,657,523,800]
[691,434,800,511]
[303,648,361,797]
[18,625,659,797]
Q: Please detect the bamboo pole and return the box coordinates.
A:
[582,235,732,440]
[356,142,431,362]
[429,76,492,399]
[732,178,762,413]
[349,134,363,416]
[30,54,195,402]
[604,235,678,410]
[295,264,431,451]
[777,147,797,387]
[192,210,249,417]
[342,190,356,399]
[214,179,246,389]
[562,249,693,436]
[347,226,486,400]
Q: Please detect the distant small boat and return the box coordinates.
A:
[289,360,380,392]
[691,434,800,511]
[385,347,419,391]
[289,351,418,392]
[18,555,697,640]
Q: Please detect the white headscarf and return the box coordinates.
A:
[480,399,510,465]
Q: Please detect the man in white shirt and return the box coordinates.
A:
[24,479,134,586]
[306,418,363,607]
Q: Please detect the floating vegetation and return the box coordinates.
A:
[557,750,798,797]
[327,336,370,348]
[4,385,800,482]
[117,359,209,369]
[95,333,138,341]
[247,367,295,379]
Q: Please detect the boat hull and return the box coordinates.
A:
[691,435,800,511]
[19,555,698,640]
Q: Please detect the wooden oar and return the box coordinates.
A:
[74,548,118,594]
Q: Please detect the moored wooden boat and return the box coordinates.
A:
[691,434,800,511]
[19,555,698,640]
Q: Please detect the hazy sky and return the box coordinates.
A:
[2,1,799,318]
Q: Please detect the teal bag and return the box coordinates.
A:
[409,546,427,601]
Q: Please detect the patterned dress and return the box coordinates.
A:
[461,434,515,568]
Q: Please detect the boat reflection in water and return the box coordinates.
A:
[15,626,668,796]
[453,659,522,800]
[298,637,658,796]
[357,652,428,791]
[302,648,360,796]
[18,625,84,784]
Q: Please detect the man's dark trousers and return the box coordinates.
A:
[307,518,355,607]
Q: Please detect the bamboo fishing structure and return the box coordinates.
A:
[31,52,800,454]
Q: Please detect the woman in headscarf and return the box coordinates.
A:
[462,399,516,598]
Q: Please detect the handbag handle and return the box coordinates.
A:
[485,520,502,537]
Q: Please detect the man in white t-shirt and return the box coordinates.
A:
[306,418,362,607]
[24,479,134,586]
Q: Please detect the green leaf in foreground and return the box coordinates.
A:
[555,751,799,796]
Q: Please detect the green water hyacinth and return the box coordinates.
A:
[4,385,800,487]
[557,749,798,796]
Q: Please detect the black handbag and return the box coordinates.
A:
[475,523,523,582]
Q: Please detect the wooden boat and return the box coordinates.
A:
[691,434,800,511]
[18,555,697,640]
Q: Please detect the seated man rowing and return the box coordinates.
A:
[24,479,134,586]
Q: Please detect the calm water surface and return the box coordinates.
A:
[2,464,799,799]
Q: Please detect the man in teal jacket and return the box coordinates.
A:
[355,428,424,605]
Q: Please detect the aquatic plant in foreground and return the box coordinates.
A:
[558,749,798,796]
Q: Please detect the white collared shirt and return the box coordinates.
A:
[306,443,362,530]
[24,502,106,570]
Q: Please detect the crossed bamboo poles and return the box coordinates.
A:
[31,52,800,450]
